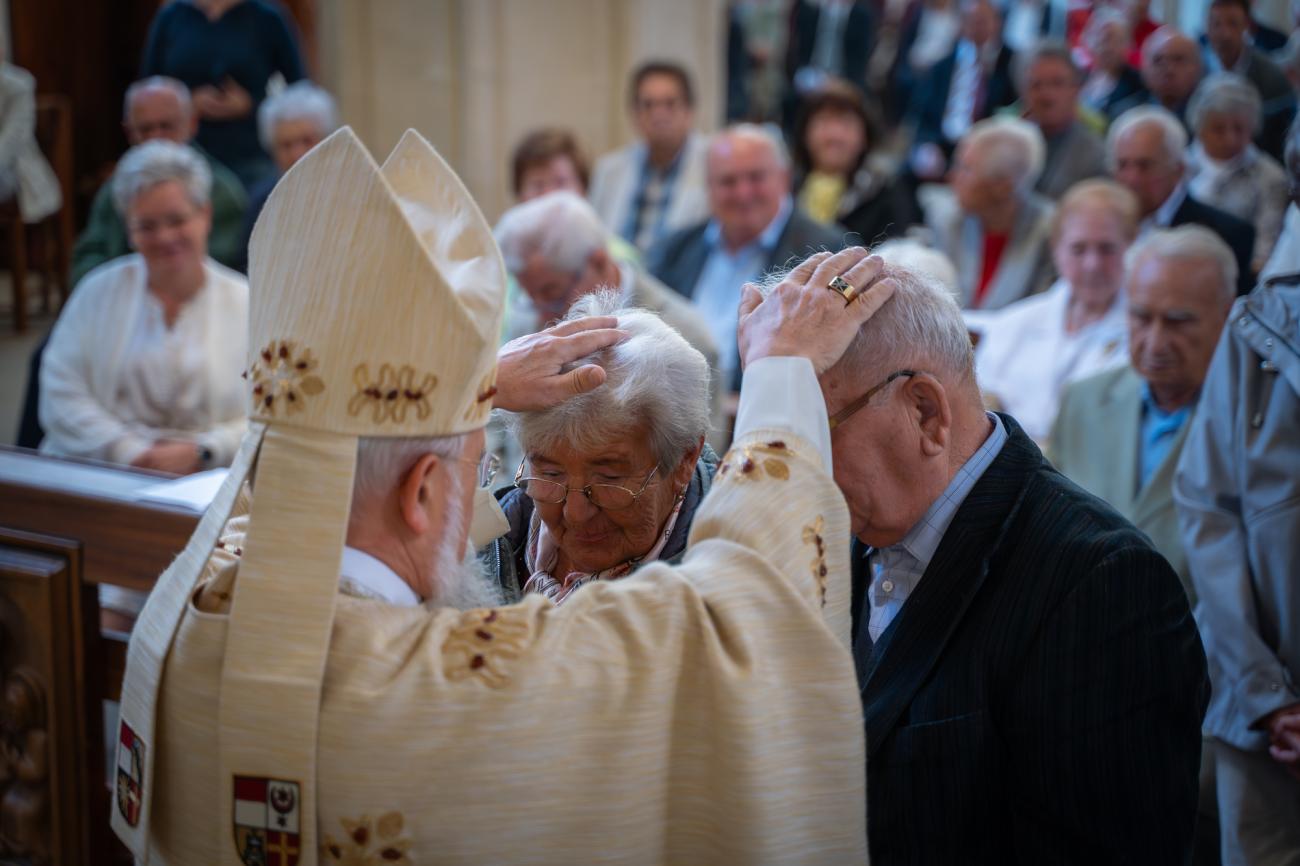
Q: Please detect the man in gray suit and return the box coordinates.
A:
[1050,224,1236,600]
[647,123,851,391]
[1016,41,1108,201]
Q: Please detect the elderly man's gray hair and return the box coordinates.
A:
[123,76,191,121]
[963,116,1046,192]
[1126,225,1238,306]
[1013,39,1083,92]
[494,191,607,276]
[758,252,975,386]
[511,290,711,471]
[1106,105,1188,171]
[353,433,469,506]
[257,80,339,153]
[1188,73,1262,135]
[112,139,212,216]
[710,122,791,170]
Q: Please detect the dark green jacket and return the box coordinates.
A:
[69,142,248,288]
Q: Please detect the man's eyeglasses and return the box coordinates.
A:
[513,462,660,510]
[458,451,501,489]
[827,370,917,431]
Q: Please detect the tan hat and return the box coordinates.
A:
[112,127,507,858]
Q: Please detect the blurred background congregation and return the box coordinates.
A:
[0,0,1298,862]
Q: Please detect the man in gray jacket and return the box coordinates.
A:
[1175,121,1300,859]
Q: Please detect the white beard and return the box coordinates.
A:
[424,539,503,612]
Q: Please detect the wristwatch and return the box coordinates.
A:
[196,443,215,469]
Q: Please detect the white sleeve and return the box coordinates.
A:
[733,356,832,474]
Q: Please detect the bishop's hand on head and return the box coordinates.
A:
[737,247,897,375]
[493,315,629,412]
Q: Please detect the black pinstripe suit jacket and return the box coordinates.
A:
[850,414,1209,865]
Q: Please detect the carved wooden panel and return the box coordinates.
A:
[0,528,90,866]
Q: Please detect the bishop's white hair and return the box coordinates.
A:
[494,191,607,276]
[510,290,711,471]
[352,433,469,507]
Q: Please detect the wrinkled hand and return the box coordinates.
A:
[193,78,252,121]
[737,247,897,375]
[494,316,628,412]
[1266,707,1300,781]
[130,440,202,475]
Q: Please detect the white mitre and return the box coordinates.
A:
[111,127,506,860]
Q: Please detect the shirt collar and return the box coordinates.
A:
[703,196,794,252]
[1139,382,1197,422]
[1150,179,1189,229]
[339,546,421,606]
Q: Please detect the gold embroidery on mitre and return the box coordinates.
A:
[322,811,412,865]
[463,370,499,422]
[442,608,527,687]
[347,363,438,424]
[246,340,326,416]
[802,515,829,608]
[716,439,793,482]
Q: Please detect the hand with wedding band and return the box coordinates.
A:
[737,247,898,375]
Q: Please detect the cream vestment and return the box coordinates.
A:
[111,128,867,865]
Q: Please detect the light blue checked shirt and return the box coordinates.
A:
[864,412,1008,644]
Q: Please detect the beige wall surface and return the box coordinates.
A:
[318,0,725,222]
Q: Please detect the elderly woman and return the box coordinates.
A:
[792,79,915,243]
[1185,72,1290,274]
[238,80,338,268]
[486,292,714,604]
[971,179,1137,444]
[40,139,247,626]
[40,140,248,471]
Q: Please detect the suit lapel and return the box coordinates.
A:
[986,199,1049,309]
[861,417,1039,758]
[1099,369,1142,516]
[675,227,714,301]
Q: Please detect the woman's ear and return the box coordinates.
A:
[673,435,706,492]
[398,453,442,534]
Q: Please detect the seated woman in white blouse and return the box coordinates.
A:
[39,138,248,473]
[969,179,1137,446]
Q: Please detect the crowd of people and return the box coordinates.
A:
[5,0,1300,862]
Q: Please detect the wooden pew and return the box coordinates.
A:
[0,447,197,865]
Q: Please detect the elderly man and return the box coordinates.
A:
[235,80,338,270]
[1051,225,1236,597]
[112,127,882,861]
[1142,26,1206,129]
[1108,105,1255,294]
[493,190,724,449]
[1176,225,1300,864]
[588,61,710,252]
[1017,40,1109,199]
[70,76,248,286]
[908,0,1018,180]
[749,245,1208,862]
[647,123,847,390]
[922,115,1055,309]
[1203,0,1296,161]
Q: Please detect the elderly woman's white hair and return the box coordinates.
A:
[1106,105,1188,170]
[1188,72,1263,136]
[111,139,212,217]
[494,191,607,275]
[257,80,339,153]
[510,290,711,471]
[1126,225,1238,306]
[962,116,1046,192]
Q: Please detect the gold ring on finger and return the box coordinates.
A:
[827,274,855,302]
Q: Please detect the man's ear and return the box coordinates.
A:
[397,453,442,535]
[906,376,952,457]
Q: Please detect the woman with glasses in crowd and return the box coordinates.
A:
[484,292,715,605]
